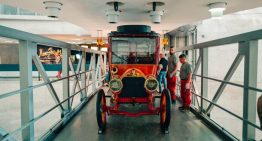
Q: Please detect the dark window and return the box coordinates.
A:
[111,37,156,64]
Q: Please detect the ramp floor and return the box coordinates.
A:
[53,96,224,141]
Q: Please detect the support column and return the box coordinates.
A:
[200,48,208,113]
[241,41,258,141]
[95,54,101,87]
[62,47,71,115]
[81,51,87,100]
[86,53,93,96]
[96,48,102,87]
[192,56,201,107]
[103,54,107,77]
[19,40,36,141]
[91,53,96,91]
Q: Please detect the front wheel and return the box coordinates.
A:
[160,89,171,134]
[96,89,107,134]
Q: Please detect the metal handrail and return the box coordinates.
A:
[190,90,261,130]
[176,72,262,129]
[176,80,261,141]
[2,76,106,140]
[176,70,262,93]
[0,25,68,48]
[0,69,95,99]
[173,29,262,140]
[192,74,262,93]
[0,24,108,140]
[174,29,262,52]
[0,25,106,55]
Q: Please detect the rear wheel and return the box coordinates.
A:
[160,89,171,134]
[96,89,107,134]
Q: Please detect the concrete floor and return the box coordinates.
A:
[53,96,224,141]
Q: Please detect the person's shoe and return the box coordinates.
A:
[178,106,184,110]
[180,107,190,112]
[179,107,188,112]
[185,106,190,111]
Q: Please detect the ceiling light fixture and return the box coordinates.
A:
[162,30,169,46]
[208,2,227,18]
[147,1,165,24]
[106,1,124,23]
[43,1,63,18]
[97,30,104,47]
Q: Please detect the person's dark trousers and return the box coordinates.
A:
[157,71,167,93]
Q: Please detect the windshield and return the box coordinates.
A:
[111,37,156,64]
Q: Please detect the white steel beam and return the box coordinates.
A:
[19,40,35,141]
[81,51,87,100]
[62,47,71,114]
[200,48,208,113]
[241,41,258,141]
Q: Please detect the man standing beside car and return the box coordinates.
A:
[167,47,178,104]
[178,54,192,111]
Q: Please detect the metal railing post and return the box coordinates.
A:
[91,53,96,91]
[19,40,36,141]
[97,54,102,87]
[86,53,93,96]
[200,48,208,113]
[81,51,87,100]
[102,54,107,80]
[240,41,258,141]
[191,54,200,107]
[62,47,71,115]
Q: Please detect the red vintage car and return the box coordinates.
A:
[96,25,171,134]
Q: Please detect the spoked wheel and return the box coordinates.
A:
[160,89,171,134]
[258,95,262,128]
[96,89,107,134]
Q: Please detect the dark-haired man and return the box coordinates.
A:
[167,47,178,104]
[178,54,192,111]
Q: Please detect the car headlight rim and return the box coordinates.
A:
[109,78,123,93]
[144,77,158,92]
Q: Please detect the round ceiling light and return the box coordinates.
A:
[208,2,227,18]
[43,1,63,18]
[147,1,165,24]
[106,1,124,24]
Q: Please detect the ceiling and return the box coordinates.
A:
[1,0,262,37]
